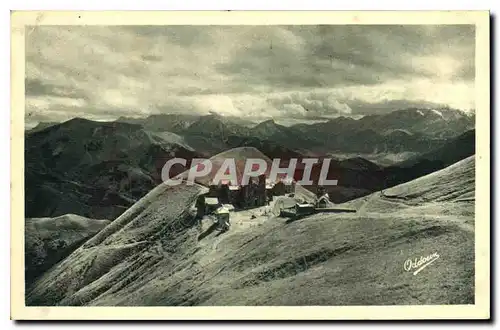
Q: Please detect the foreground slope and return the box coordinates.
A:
[27,155,474,306]
[25,214,111,287]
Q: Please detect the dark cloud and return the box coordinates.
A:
[25,25,476,124]
[348,99,451,115]
[267,91,352,118]
[218,25,475,91]
[123,26,218,47]
[141,55,163,62]
[25,78,88,99]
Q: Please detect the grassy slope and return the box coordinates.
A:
[27,156,474,306]
[25,215,111,287]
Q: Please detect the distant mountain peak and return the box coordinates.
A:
[26,121,59,134]
[192,114,226,127]
[257,119,277,126]
[252,118,283,136]
[340,157,381,171]
[203,113,225,121]
[64,117,94,125]
[327,116,356,124]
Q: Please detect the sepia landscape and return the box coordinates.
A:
[24,24,476,306]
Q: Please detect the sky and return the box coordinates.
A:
[25,25,475,127]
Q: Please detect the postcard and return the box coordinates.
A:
[11,10,490,320]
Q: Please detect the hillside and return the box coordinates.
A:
[26,151,474,306]
[25,116,475,220]
[116,108,473,158]
[185,114,250,137]
[382,129,475,188]
[26,121,59,133]
[323,129,475,203]
[398,129,475,168]
[346,108,474,139]
[116,114,257,133]
[25,118,201,219]
[25,214,111,288]
[248,119,322,153]
[290,108,473,155]
[116,114,199,134]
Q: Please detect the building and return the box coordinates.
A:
[195,195,206,218]
[228,185,241,205]
[231,176,268,209]
[282,177,295,194]
[316,195,330,208]
[265,179,275,201]
[219,184,230,204]
[215,206,230,230]
[199,174,271,212]
[204,197,221,214]
[272,180,286,196]
[257,174,267,206]
[195,195,221,217]
[207,184,219,197]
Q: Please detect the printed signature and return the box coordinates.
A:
[404,252,440,275]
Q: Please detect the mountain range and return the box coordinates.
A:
[24,106,476,306]
[29,107,473,156]
[25,108,475,220]
[114,107,474,155]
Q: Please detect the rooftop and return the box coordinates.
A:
[205,197,220,205]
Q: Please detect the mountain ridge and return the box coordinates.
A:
[29,107,474,156]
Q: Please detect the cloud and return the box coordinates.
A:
[25,25,475,126]
[267,91,353,118]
